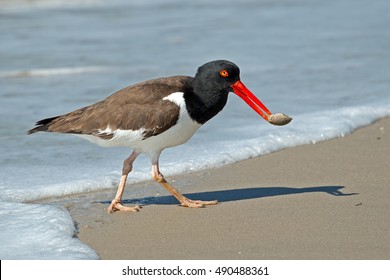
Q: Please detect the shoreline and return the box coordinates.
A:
[62,117,389,259]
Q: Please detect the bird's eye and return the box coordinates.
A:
[219,70,229,77]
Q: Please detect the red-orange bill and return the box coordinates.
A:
[231,80,292,126]
[231,80,272,121]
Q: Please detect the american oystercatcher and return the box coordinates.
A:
[28,60,291,213]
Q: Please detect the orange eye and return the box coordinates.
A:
[219,70,229,77]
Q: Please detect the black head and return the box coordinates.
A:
[189,59,277,125]
[185,60,241,124]
[193,60,241,95]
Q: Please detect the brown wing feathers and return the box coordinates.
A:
[28,76,192,140]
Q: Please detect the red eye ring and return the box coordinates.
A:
[219,70,229,77]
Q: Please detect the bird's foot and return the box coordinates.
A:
[107,200,141,213]
[180,198,219,208]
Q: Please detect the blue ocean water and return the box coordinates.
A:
[1,0,389,259]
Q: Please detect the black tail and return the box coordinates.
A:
[27,116,60,134]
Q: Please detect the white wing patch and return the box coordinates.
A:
[97,126,146,142]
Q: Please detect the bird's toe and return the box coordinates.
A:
[107,201,141,213]
[180,198,219,208]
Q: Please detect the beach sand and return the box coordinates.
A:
[62,117,389,259]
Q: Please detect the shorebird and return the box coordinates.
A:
[28,60,291,213]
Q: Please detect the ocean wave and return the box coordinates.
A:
[0,201,98,260]
[0,0,103,11]
[0,66,108,78]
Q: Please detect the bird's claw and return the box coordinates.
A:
[180,199,219,208]
[107,201,141,213]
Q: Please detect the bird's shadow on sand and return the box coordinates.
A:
[100,185,357,206]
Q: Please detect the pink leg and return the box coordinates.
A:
[107,151,141,213]
[151,155,218,208]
